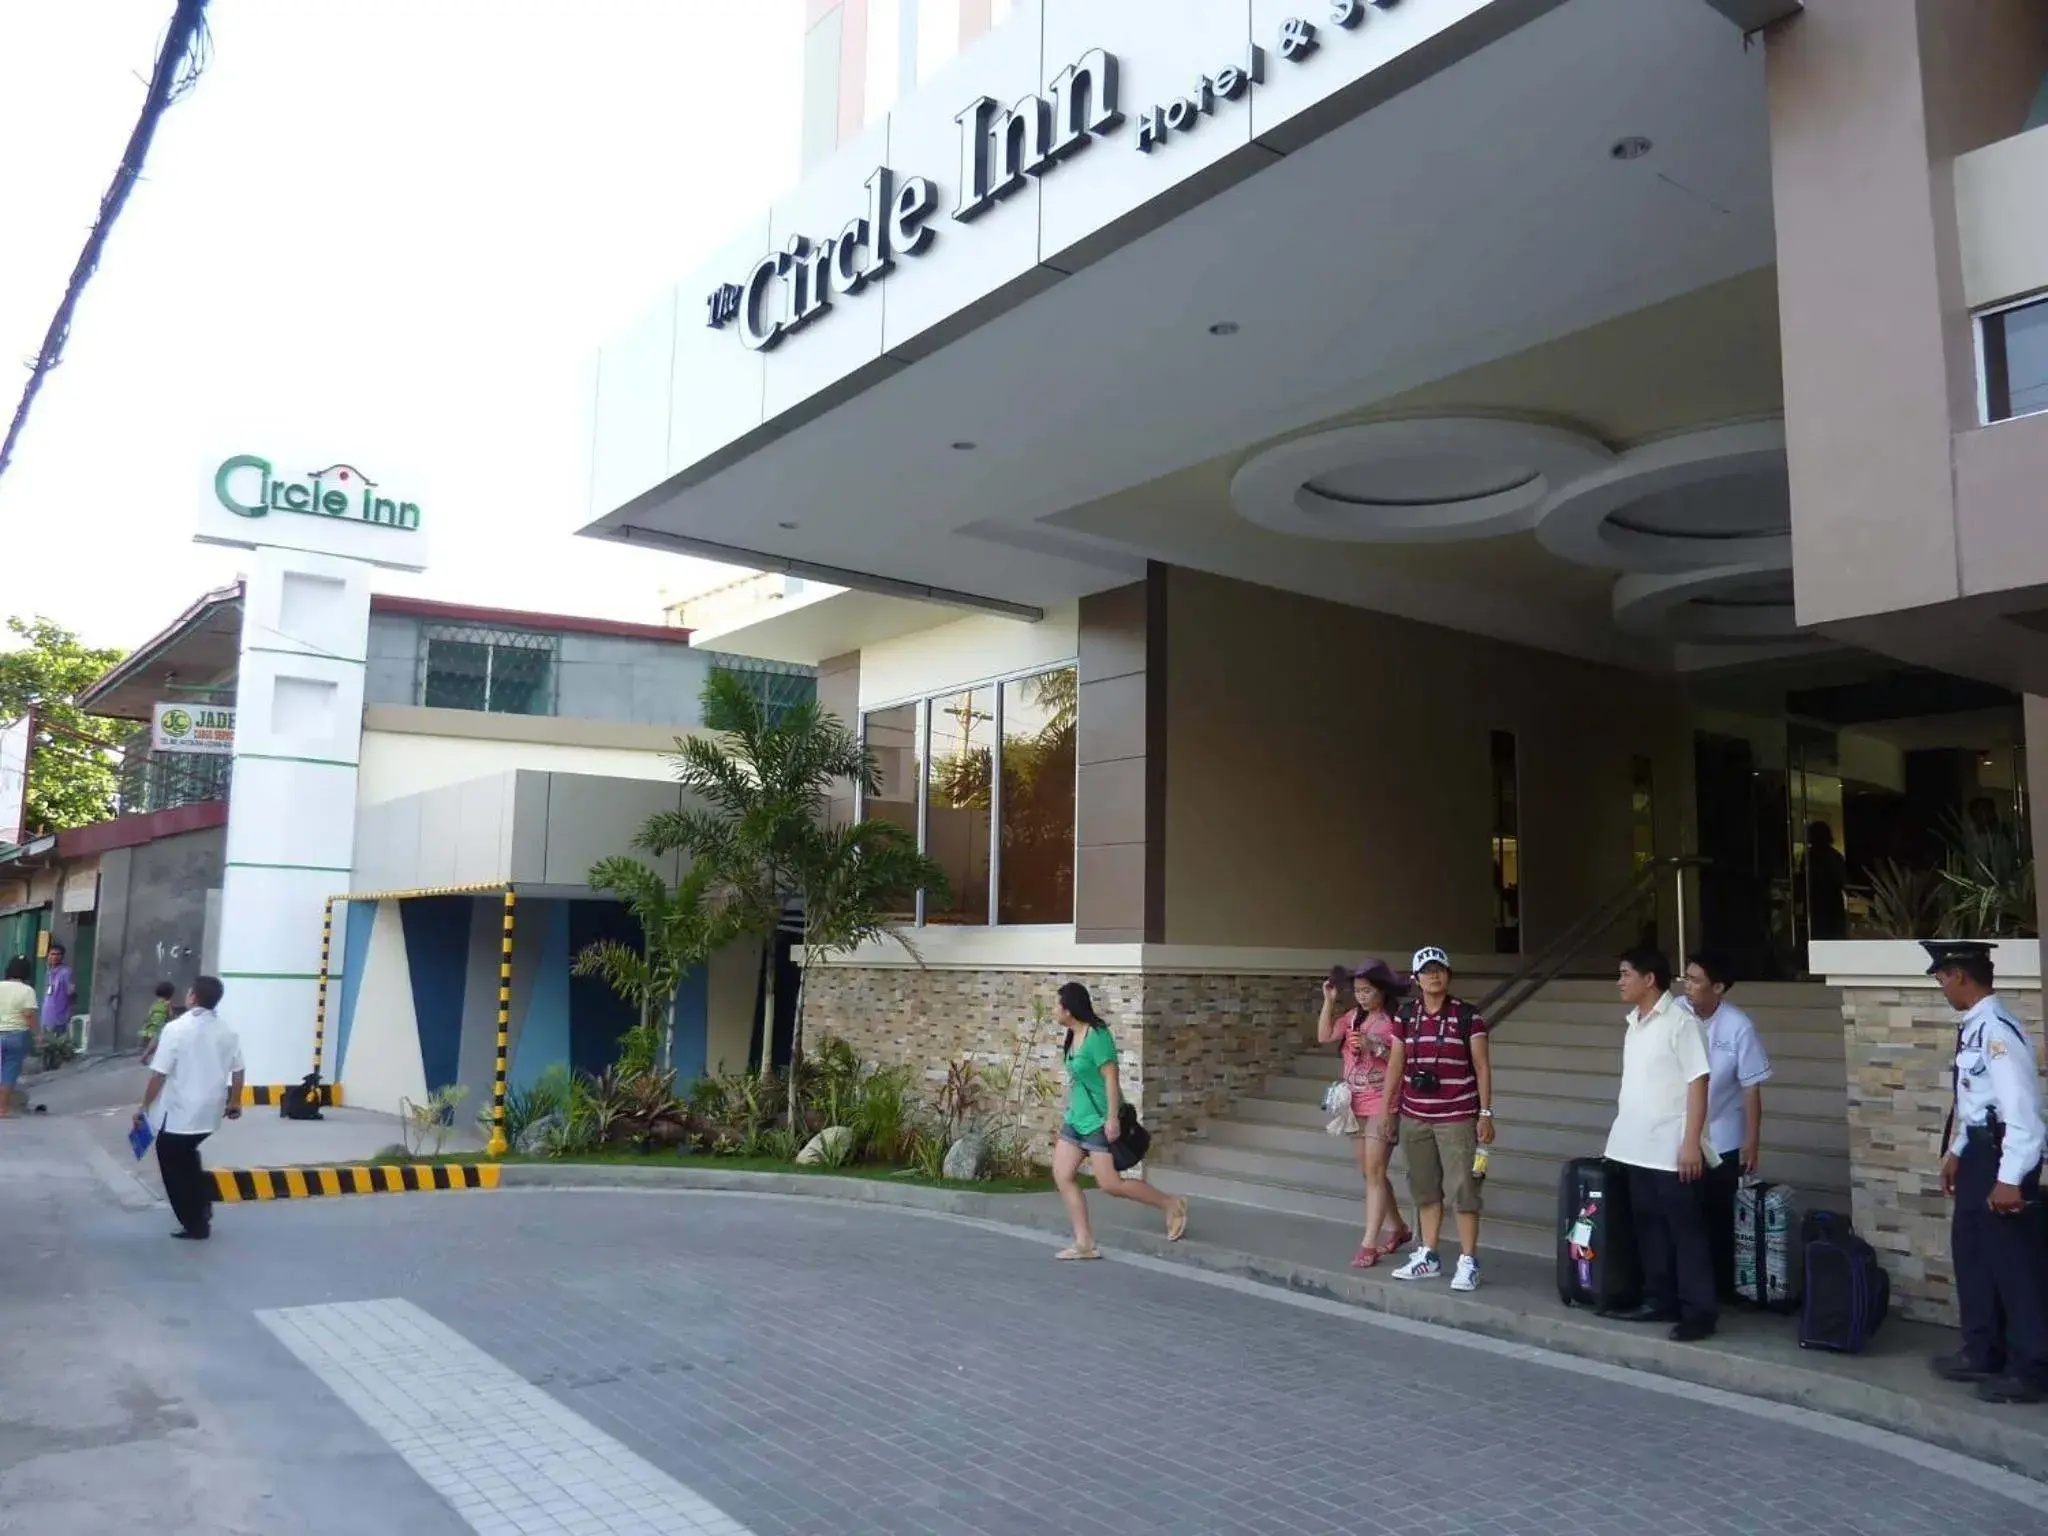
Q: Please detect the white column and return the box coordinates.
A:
[217,549,372,1084]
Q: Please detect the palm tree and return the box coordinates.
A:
[641,671,948,1126]
[573,856,742,1074]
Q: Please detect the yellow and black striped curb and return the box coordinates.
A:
[209,1163,501,1200]
[238,1084,347,1108]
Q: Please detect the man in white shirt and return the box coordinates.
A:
[1605,946,1718,1342]
[133,975,244,1240]
[1682,950,1773,1301]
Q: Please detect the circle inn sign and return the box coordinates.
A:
[213,455,422,532]
[705,0,1408,352]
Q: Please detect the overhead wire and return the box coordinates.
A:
[0,0,213,489]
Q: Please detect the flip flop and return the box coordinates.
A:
[1056,1245,1101,1261]
[1166,1197,1190,1242]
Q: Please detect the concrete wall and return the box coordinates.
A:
[357,710,687,804]
[857,604,1078,711]
[1161,568,1691,957]
[352,769,691,895]
[89,826,226,1051]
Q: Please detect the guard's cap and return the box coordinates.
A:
[1922,939,1995,976]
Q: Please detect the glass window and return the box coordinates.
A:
[917,0,962,83]
[420,626,556,715]
[864,0,903,126]
[862,702,921,921]
[925,686,993,924]
[1981,295,2048,423]
[1491,730,1520,954]
[998,667,1076,924]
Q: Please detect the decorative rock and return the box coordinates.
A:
[942,1132,990,1182]
[517,1114,562,1156]
[796,1126,854,1165]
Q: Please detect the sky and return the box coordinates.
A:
[0,0,805,652]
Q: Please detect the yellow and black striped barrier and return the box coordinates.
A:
[239,1083,347,1108]
[209,1163,501,1201]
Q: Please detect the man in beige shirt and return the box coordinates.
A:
[1605,946,1718,1342]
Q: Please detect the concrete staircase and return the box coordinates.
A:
[1155,978,1851,1260]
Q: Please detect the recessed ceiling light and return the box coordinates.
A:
[777,520,798,530]
[1610,136,1653,161]
[951,440,977,451]
[1208,321,1240,336]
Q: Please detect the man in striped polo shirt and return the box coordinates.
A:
[1384,947,1494,1290]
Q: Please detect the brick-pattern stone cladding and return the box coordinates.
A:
[1842,984,2044,1324]
[801,967,1319,1155]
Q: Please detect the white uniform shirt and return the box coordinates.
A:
[151,1007,243,1136]
[1685,998,1774,1157]
[1946,993,2046,1187]
[1605,991,1716,1172]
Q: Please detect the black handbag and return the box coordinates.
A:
[1112,1102,1151,1172]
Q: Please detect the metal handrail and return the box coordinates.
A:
[1476,855,1709,1028]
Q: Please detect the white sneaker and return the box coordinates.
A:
[1451,1255,1481,1292]
[1390,1246,1441,1281]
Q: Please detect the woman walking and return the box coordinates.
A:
[1051,981,1188,1260]
[1320,960,1413,1267]
[0,957,38,1117]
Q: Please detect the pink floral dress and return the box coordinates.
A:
[1340,1007,1401,1123]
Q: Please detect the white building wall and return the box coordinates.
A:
[357,730,682,806]
[858,602,1078,709]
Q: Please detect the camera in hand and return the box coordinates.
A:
[1406,1067,1441,1092]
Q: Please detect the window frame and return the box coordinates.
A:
[1976,288,2048,425]
[856,656,1079,930]
[416,624,560,717]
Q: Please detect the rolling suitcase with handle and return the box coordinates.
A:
[1557,1156,1642,1312]
[1734,1177,1801,1311]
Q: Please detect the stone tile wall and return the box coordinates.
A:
[800,967,1320,1157]
[1842,983,2045,1324]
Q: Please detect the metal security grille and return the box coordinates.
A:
[699,654,817,726]
[418,625,558,716]
[116,726,232,814]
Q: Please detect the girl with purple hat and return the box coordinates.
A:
[1319,959,1413,1268]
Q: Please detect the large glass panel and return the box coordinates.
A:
[926,686,993,924]
[916,0,962,83]
[864,0,903,127]
[862,702,921,922]
[999,668,1077,924]
[1630,754,1658,949]
[1490,730,1520,954]
[1983,296,2048,423]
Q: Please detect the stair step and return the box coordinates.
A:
[1477,1044,1848,1091]
[1290,1028,1846,1081]
[1492,979,1839,1008]
[1153,1166,1557,1260]
[1492,1001,1848,1035]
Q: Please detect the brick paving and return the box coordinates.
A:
[160,1191,2042,1536]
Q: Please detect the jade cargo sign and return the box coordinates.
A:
[196,453,431,572]
[152,702,235,756]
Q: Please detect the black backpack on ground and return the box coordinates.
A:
[280,1073,326,1121]
[1798,1210,1890,1353]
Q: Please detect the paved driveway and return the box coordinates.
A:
[9,1158,2044,1536]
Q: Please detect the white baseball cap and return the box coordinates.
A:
[1411,946,1452,974]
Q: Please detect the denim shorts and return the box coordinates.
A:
[1058,1123,1113,1155]
[0,1030,27,1087]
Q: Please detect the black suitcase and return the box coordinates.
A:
[1557,1156,1642,1311]
[1798,1211,1891,1353]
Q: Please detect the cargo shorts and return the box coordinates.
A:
[1400,1115,1483,1215]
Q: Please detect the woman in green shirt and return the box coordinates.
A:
[1051,981,1188,1259]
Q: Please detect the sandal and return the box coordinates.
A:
[1056,1245,1101,1261]
[1384,1224,1412,1251]
[1351,1243,1380,1269]
[1165,1197,1190,1242]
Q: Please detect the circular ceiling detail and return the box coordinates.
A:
[1612,561,1809,645]
[1231,418,1612,543]
[1535,419,1790,573]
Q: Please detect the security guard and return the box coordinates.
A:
[1925,940,2048,1404]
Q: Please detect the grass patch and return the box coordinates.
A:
[360,1146,1062,1195]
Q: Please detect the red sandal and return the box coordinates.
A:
[1351,1242,1381,1269]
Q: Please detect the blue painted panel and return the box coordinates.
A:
[670,964,709,1081]
[511,901,571,1090]
[334,899,378,1078]
[567,900,641,1075]
[400,896,472,1093]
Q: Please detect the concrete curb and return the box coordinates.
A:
[496,1162,2048,1483]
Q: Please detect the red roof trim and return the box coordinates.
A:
[369,594,692,645]
[57,800,227,859]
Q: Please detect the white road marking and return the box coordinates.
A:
[258,1297,753,1536]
